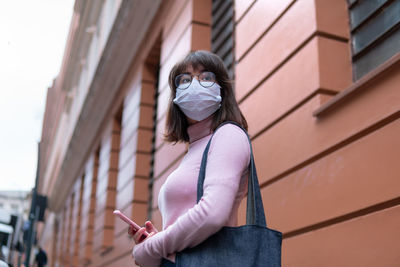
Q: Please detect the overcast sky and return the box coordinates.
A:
[0,0,74,191]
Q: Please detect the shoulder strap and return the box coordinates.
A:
[196,121,267,227]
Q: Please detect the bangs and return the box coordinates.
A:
[170,51,228,84]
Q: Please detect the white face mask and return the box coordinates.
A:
[173,78,222,121]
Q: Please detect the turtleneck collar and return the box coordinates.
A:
[187,115,213,144]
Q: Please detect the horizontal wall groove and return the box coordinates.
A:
[115,227,132,239]
[136,150,151,155]
[138,126,153,131]
[283,196,400,239]
[104,186,117,191]
[118,200,132,213]
[315,30,349,43]
[117,177,133,192]
[118,197,148,210]
[314,52,400,117]
[318,88,339,96]
[117,154,135,175]
[93,225,114,233]
[132,199,148,204]
[157,112,167,127]
[153,142,165,154]
[259,110,400,189]
[135,174,149,180]
[161,0,190,45]
[140,102,154,108]
[155,141,165,153]
[118,149,150,175]
[107,168,119,174]
[192,20,211,27]
[160,20,192,66]
[236,0,297,63]
[251,89,324,141]
[122,104,140,128]
[235,0,259,25]
[95,206,117,216]
[238,31,316,105]
[97,250,132,267]
[100,246,114,256]
[238,30,347,106]
[142,79,155,84]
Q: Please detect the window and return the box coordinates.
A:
[211,0,235,79]
[348,0,400,80]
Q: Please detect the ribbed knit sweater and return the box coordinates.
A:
[133,116,250,267]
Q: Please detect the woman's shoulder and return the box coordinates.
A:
[208,122,251,166]
[213,122,248,139]
[211,122,250,149]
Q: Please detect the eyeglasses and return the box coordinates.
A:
[174,71,216,89]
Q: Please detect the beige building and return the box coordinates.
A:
[0,191,30,216]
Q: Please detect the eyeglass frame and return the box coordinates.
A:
[174,71,217,90]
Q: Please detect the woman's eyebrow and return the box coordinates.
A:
[181,70,206,75]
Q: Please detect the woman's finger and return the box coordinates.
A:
[133,227,146,244]
[128,225,137,236]
[145,221,158,233]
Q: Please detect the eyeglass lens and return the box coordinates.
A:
[175,71,216,89]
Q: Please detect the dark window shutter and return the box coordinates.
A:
[348,0,400,80]
[211,0,235,79]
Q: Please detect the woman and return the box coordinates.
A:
[130,50,251,267]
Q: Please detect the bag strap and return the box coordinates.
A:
[196,121,267,227]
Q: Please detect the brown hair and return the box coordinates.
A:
[164,50,248,143]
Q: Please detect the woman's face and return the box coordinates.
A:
[174,63,220,125]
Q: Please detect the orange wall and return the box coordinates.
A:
[236,0,400,266]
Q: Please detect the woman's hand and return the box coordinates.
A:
[129,221,159,266]
[128,221,158,244]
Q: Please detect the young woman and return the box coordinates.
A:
[130,50,251,267]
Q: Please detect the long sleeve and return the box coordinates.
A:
[133,124,250,266]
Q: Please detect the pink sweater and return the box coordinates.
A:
[133,117,250,267]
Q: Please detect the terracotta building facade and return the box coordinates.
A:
[37,0,400,266]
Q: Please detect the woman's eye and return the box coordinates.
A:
[180,78,191,84]
[200,72,215,82]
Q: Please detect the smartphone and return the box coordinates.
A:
[113,210,149,239]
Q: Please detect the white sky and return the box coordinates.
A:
[0,0,74,191]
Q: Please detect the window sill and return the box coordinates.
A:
[313,52,400,117]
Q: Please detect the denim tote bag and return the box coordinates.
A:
[175,121,282,267]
